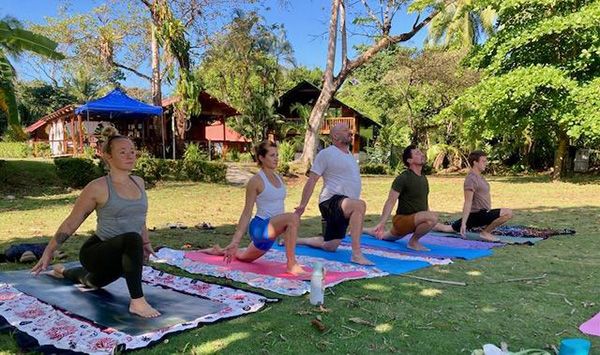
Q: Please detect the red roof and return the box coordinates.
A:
[25,118,48,133]
[205,121,250,142]
[162,92,239,117]
[25,105,77,133]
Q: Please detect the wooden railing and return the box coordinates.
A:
[285,117,356,134]
[321,117,356,133]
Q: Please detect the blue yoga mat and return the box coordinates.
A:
[342,234,493,260]
[272,244,431,275]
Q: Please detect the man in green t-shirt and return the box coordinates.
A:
[364,145,439,251]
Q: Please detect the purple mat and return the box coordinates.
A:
[401,233,505,249]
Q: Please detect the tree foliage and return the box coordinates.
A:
[0,16,64,136]
[441,0,600,177]
[339,45,479,168]
[197,10,294,142]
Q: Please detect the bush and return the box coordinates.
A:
[164,159,187,180]
[278,141,296,163]
[33,142,52,158]
[134,157,169,184]
[360,163,390,175]
[276,162,290,176]
[54,157,102,188]
[225,149,240,162]
[0,142,31,158]
[184,160,227,183]
[183,143,208,161]
[239,152,254,163]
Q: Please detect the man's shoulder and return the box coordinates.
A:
[393,170,409,184]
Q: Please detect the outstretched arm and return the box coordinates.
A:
[374,188,399,237]
[294,172,320,216]
[224,177,259,263]
[31,183,99,275]
[459,190,474,237]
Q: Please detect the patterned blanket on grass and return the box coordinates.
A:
[152,248,387,296]
[0,267,273,355]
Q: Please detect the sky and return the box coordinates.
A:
[4,0,428,93]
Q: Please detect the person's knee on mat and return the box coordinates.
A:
[322,240,340,251]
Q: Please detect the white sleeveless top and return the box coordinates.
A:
[255,169,286,219]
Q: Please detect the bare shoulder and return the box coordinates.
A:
[131,175,146,188]
[247,174,264,192]
[79,176,108,202]
[86,176,108,193]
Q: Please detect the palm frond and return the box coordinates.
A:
[0,22,65,60]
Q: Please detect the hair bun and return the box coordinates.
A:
[101,126,119,139]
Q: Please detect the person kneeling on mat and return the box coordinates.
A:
[201,141,307,276]
[433,150,514,241]
[31,127,160,318]
[363,145,440,251]
[293,123,374,265]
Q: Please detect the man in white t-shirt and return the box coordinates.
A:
[294,123,374,265]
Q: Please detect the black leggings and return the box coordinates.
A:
[63,233,144,299]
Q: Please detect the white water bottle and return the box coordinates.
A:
[309,262,324,305]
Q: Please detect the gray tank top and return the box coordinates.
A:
[95,175,148,240]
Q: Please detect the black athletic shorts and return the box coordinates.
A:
[319,195,349,242]
[451,209,501,232]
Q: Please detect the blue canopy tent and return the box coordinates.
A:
[75,88,166,157]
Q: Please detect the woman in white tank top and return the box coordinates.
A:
[201,141,307,275]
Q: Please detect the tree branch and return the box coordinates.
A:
[332,6,442,89]
[390,8,440,43]
[340,0,348,70]
[361,0,384,33]
[113,61,152,81]
[324,0,341,90]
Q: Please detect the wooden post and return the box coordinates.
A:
[61,119,67,155]
[353,118,360,154]
[221,117,228,158]
[70,116,76,156]
[77,114,84,153]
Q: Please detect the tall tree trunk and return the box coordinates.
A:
[553,127,569,180]
[300,89,337,167]
[297,0,441,168]
[299,0,340,167]
[151,20,161,106]
[150,15,163,156]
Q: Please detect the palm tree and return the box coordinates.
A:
[425,0,496,48]
[0,16,64,135]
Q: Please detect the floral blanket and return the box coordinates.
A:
[0,267,274,354]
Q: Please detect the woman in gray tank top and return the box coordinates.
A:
[31,127,160,318]
[200,141,307,276]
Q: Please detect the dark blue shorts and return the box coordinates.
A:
[451,209,502,231]
[248,216,275,251]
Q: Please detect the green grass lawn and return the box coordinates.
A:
[0,159,599,354]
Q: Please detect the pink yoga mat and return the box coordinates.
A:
[580,312,600,337]
[184,251,367,283]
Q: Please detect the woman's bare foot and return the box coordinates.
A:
[287,263,309,276]
[200,244,224,255]
[46,264,66,279]
[351,253,375,266]
[407,241,430,251]
[129,297,161,318]
[479,231,501,242]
